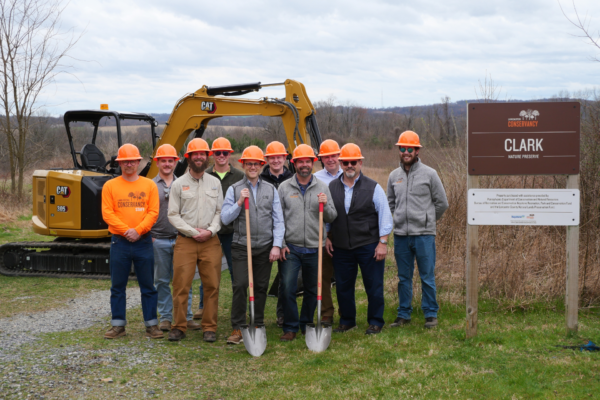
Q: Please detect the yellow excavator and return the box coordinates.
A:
[0,79,322,278]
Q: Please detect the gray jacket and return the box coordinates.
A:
[278,175,337,248]
[387,159,448,236]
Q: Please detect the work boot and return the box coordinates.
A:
[280,331,297,342]
[333,324,357,333]
[168,328,186,342]
[227,329,243,345]
[203,331,216,342]
[146,325,164,339]
[321,316,333,325]
[193,309,204,320]
[276,316,284,328]
[390,317,411,327]
[365,325,383,335]
[104,326,126,339]
[187,320,202,331]
[424,317,438,329]
[159,321,171,332]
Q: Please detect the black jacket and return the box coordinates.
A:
[259,166,293,189]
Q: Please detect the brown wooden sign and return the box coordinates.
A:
[468,102,580,175]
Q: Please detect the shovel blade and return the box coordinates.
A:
[305,323,332,353]
[240,324,267,357]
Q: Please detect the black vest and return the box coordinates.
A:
[329,173,380,250]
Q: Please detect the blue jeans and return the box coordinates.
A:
[394,235,438,319]
[109,234,158,327]
[280,249,318,333]
[198,232,233,310]
[333,242,385,328]
[153,238,192,322]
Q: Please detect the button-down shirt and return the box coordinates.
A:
[296,175,313,196]
[167,171,223,238]
[221,179,285,248]
[327,175,393,237]
[314,167,343,186]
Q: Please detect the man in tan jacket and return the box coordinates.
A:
[168,138,223,342]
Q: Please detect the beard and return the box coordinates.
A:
[188,158,209,173]
[344,169,357,179]
[401,154,418,167]
[297,167,311,178]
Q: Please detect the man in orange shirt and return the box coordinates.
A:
[101,144,161,339]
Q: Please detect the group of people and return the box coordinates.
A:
[100,130,449,344]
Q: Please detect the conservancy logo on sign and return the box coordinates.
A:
[508,109,540,127]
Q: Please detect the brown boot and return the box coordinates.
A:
[193,309,204,320]
[227,329,243,345]
[146,325,164,339]
[203,331,216,342]
[104,326,126,339]
[168,328,186,342]
[280,331,297,342]
[159,321,171,332]
[187,320,202,331]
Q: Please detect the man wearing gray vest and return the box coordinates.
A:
[220,146,285,345]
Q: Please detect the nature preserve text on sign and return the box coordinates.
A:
[468,102,580,175]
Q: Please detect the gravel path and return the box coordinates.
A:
[0,289,142,359]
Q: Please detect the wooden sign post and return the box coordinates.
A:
[466,102,580,338]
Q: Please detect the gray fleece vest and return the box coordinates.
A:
[231,178,276,249]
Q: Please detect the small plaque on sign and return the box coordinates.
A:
[468,189,579,226]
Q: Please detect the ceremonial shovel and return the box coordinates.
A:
[305,202,332,353]
[240,198,267,357]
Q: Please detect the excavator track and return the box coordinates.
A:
[0,240,135,280]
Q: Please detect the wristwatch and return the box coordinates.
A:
[379,239,388,244]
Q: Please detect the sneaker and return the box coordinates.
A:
[168,328,186,342]
[104,326,126,339]
[365,325,383,335]
[390,317,411,327]
[424,317,438,329]
[159,321,171,332]
[203,331,216,342]
[193,309,204,320]
[187,320,202,331]
[227,329,243,345]
[146,325,164,339]
[333,324,357,333]
[280,331,297,342]
[276,316,284,328]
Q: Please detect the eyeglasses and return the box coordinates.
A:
[120,160,139,166]
[341,161,358,166]
[163,187,170,199]
[245,162,261,168]
[213,151,230,157]
[399,147,415,154]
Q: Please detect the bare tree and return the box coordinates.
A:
[474,72,502,103]
[0,0,79,197]
[559,0,600,62]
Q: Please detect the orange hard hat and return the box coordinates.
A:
[238,145,266,165]
[395,130,422,148]
[116,144,142,161]
[265,141,288,157]
[211,137,233,152]
[291,144,318,163]
[153,144,179,161]
[318,139,341,157]
[184,138,213,158]
[338,143,364,160]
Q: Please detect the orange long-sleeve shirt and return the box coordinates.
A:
[101,176,159,236]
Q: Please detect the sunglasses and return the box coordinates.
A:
[213,151,231,157]
[341,161,358,166]
[245,162,261,168]
[164,187,170,199]
[400,147,415,153]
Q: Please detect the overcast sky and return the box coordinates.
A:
[41,0,600,115]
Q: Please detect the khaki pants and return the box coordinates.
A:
[172,235,222,333]
[321,249,335,318]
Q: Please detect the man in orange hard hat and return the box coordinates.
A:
[151,144,200,333]
[387,131,448,329]
[277,144,337,341]
[102,144,161,339]
[327,143,393,335]
[221,146,285,345]
[260,141,294,328]
[167,138,224,342]
[190,137,244,322]
[313,139,343,325]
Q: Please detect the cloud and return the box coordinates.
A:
[40,0,600,114]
